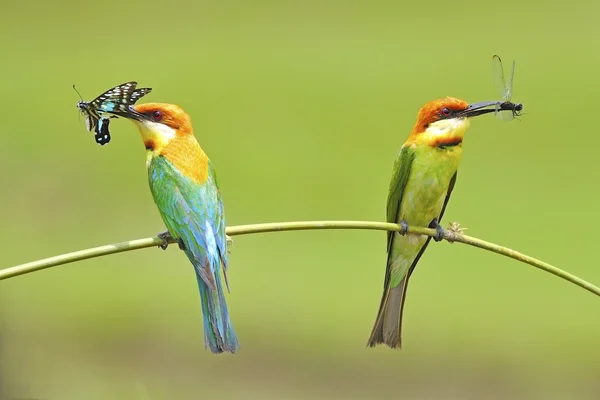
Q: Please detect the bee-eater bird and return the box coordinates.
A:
[367,97,519,349]
[122,103,238,354]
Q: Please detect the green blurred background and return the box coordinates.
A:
[2,1,599,399]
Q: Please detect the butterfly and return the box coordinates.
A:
[74,81,152,146]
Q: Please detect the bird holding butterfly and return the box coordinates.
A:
[74,82,239,353]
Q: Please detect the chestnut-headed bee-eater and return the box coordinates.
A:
[367,97,520,349]
[121,103,238,354]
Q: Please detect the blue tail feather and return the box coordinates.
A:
[195,266,239,354]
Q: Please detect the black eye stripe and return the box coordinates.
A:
[439,107,454,118]
[150,110,164,121]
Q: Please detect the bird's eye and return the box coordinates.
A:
[440,107,451,117]
[152,110,163,121]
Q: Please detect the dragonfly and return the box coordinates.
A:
[74,81,152,145]
[492,54,523,121]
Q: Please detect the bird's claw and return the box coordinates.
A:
[226,234,233,254]
[399,219,409,235]
[157,231,171,250]
[446,221,466,243]
[156,231,185,250]
[429,219,445,242]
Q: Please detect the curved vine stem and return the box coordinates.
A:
[1,220,598,298]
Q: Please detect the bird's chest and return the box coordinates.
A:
[399,148,461,225]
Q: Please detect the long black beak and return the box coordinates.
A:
[124,108,147,122]
[456,101,523,118]
[106,107,147,122]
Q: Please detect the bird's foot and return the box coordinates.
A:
[157,231,187,251]
[399,219,409,235]
[446,221,467,243]
[429,219,445,242]
[157,231,171,250]
[226,234,233,254]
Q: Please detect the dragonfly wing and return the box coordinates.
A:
[492,54,516,121]
[497,108,515,121]
[505,59,515,101]
[492,55,508,101]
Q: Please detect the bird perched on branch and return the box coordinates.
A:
[367,97,521,349]
[120,102,238,354]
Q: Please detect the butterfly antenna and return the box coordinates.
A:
[73,85,83,122]
[72,84,84,101]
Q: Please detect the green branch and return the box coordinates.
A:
[1,221,598,298]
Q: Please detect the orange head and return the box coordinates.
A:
[135,103,192,132]
[124,103,209,182]
[124,103,195,152]
[407,97,500,147]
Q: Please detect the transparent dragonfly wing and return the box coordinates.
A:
[496,104,515,121]
[492,55,508,101]
[492,55,515,121]
[505,59,515,102]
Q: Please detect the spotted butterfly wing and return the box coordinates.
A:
[130,87,152,105]
[75,81,152,145]
[94,117,113,146]
[76,81,135,132]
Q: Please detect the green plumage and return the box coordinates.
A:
[148,155,238,353]
[368,142,461,348]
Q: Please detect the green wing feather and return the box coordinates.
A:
[147,155,238,353]
[148,156,228,290]
[386,145,415,253]
[369,144,458,348]
[384,145,458,282]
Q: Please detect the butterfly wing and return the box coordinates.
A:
[130,87,152,104]
[94,83,152,118]
[76,81,153,144]
[94,118,111,146]
[77,100,100,132]
[92,82,138,114]
[83,109,95,132]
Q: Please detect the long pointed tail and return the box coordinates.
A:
[367,276,410,349]
[196,272,239,354]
